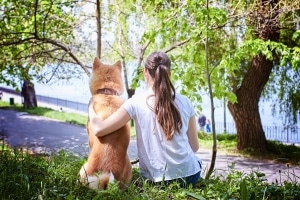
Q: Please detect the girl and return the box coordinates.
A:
[88,52,201,187]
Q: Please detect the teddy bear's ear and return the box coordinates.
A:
[93,57,102,69]
[114,60,122,71]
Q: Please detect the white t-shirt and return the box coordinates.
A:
[122,89,201,182]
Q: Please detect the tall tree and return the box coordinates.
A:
[227,0,280,150]
[226,0,300,150]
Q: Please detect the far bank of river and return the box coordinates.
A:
[1,76,299,128]
[31,79,295,127]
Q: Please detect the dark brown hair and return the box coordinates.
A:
[145,52,182,140]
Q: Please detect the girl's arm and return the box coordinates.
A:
[186,115,199,152]
[88,102,131,137]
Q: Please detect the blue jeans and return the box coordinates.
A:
[165,170,201,188]
[147,160,202,188]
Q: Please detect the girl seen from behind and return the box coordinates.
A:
[89,51,202,187]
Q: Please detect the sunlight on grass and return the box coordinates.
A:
[198,132,237,151]
[0,101,10,107]
[0,100,87,126]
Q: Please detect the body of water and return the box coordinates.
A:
[1,77,298,128]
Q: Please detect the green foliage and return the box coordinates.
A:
[263,43,300,124]
[217,133,237,141]
[0,0,80,87]
[199,132,238,151]
[1,147,300,199]
[292,30,300,41]
[195,169,299,200]
[199,132,237,142]
[0,148,93,199]
[138,0,237,111]
[135,0,300,132]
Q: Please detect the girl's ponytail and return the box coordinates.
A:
[145,52,182,140]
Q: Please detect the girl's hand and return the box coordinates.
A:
[88,98,102,135]
[88,98,98,122]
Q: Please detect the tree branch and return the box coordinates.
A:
[164,39,190,53]
[42,38,90,76]
[0,37,36,46]
[42,0,54,37]
[34,0,38,38]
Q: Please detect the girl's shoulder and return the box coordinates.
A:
[175,93,191,103]
[130,89,154,100]
[175,93,195,116]
[130,91,149,100]
[125,91,151,106]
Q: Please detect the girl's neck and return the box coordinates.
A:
[146,79,154,89]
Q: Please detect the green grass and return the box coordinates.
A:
[1,147,299,199]
[198,132,238,150]
[0,101,87,126]
[1,100,300,199]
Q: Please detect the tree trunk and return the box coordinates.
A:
[228,0,280,151]
[96,0,101,59]
[21,80,38,109]
[228,55,274,150]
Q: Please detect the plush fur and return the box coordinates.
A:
[79,57,132,190]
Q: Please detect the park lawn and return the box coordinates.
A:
[1,100,300,199]
[1,135,300,200]
[1,143,300,200]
